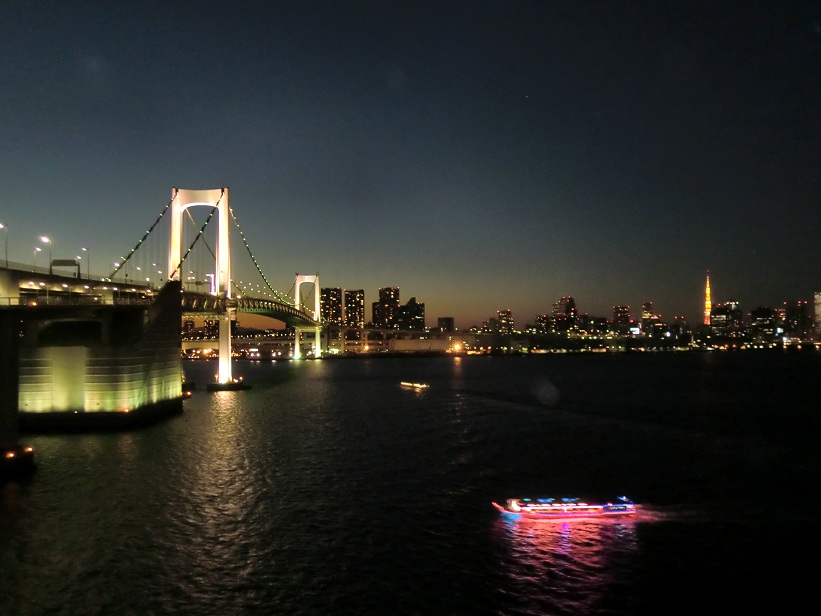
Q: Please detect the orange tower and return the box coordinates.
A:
[703,272,712,325]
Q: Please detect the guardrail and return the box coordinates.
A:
[0,296,153,307]
[1,261,139,286]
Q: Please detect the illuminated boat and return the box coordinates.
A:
[492,496,636,519]
[400,381,429,389]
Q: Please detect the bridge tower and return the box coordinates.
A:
[169,188,235,383]
[293,273,321,360]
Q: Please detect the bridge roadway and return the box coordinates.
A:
[181,291,319,328]
[0,265,320,328]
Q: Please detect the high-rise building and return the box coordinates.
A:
[497,309,514,335]
[552,296,576,332]
[815,292,821,336]
[373,287,400,328]
[204,319,219,338]
[320,287,343,326]
[783,300,811,338]
[710,301,743,335]
[344,289,365,328]
[641,301,661,333]
[612,305,630,333]
[438,317,455,332]
[397,297,426,330]
[481,317,500,334]
[750,306,777,340]
[704,273,712,326]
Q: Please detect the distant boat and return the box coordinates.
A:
[492,496,636,519]
[400,381,429,390]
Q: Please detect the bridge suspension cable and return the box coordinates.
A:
[108,192,177,280]
[229,206,294,305]
[169,204,220,282]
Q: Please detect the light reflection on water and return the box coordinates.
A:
[2,353,820,614]
[492,515,639,615]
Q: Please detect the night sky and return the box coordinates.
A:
[1,1,819,328]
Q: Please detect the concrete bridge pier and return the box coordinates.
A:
[0,310,35,477]
[293,326,322,360]
[217,305,234,383]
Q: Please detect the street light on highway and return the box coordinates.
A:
[0,222,8,267]
[82,247,89,278]
[40,236,51,274]
[34,246,41,271]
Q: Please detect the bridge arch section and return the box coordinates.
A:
[169,188,231,297]
[170,187,233,383]
[294,273,321,360]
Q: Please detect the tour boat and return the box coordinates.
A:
[400,381,429,390]
[492,496,636,519]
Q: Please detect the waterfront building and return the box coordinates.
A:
[612,305,630,333]
[373,287,400,328]
[710,301,743,335]
[578,314,608,336]
[670,316,690,341]
[397,297,426,331]
[204,319,219,338]
[552,296,576,332]
[497,309,514,335]
[344,289,365,328]
[640,301,660,333]
[437,317,455,332]
[750,306,777,342]
[783,300,811,339]
[320,287,343,326]
[815,292,821,336]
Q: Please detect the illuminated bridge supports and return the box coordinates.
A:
[170,188,234,383]
[293,273,321,360]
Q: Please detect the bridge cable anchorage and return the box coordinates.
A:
[108,192,177,280]
[169,198,222,282]
[228,206,294,305]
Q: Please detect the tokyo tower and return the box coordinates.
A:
[704,272,712,325]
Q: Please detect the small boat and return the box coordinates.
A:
[400,381,429,390]
[492,496,636,519]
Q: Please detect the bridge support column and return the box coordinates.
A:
[314,326,321,357]
[218,308,233,383]
[0,310,20,450]
[1,308,35,477]
[293,327,302,360]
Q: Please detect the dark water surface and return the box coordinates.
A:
[2,352,820,615]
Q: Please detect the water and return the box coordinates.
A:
[2,352,820,615]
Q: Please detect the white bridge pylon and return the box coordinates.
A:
[294,273,321,360]
[169,187,234,384]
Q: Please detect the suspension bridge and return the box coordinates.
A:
[3,187,324,364]
[0,187,326,448]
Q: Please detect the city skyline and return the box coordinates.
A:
[303,275,816,332]
[1,2,818,327]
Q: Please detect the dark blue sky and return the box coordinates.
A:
[1,1,819,328]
